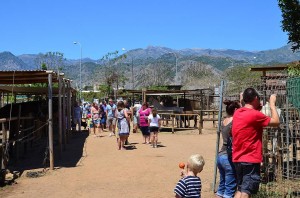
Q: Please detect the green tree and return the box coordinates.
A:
[223,66,261,94]
[35,52,65,72]
[278,0,300,52]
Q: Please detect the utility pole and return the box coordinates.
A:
[132,57,134,90]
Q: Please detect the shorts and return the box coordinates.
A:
[234,162,261,195]
[133,115,138,125]
[140,126,150,136]
[101,116,106,124]
[149,126,159,132]
[119,132,129,137]
[73,118,81,125]
[107,117,116,126]
[93,119,100,125]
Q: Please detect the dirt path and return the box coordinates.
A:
[0,124,218,198]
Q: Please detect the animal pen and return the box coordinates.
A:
[214,66,300,197]
[129,88,220,133]
[0,70,76,184]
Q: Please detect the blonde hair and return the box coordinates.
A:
[188,154,205,174]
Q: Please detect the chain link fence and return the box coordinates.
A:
[219,70,300,197]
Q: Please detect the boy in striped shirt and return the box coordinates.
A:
[174,154,205,198]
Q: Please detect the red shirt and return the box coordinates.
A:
[232,107,270,163]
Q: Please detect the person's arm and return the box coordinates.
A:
[114,109,118,118]
[158,115,161,128]
[124,109,128,118]
[124,109,130,123]
[268,94,280,127]
[106,107,109,117]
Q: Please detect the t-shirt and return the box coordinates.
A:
[100,105,106,117]
[219,121,232,156]
[174,176,202,198]
[91,106,99,120]
[232,107,271,163]
[148,114,160,127]
[134,104,142,117]
[139,108,151,127]
[106,104,116,118]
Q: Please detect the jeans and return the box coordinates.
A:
[216,154,237,198]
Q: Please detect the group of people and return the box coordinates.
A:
[215,88,280,198]
[77,99,162,150]
[173,88,279,198]
[73,87,279,198]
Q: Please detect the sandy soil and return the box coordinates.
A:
[0,122,219,198]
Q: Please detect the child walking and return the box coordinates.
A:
[174,154,205,198]
[86,114,93,133]
[148,108,161,148]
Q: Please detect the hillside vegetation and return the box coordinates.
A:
[0,45,299,90]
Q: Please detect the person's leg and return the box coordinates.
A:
[98,124,102,136]
[223,157,237,198]
[133,116,137,133]
[119,136,127,150]
[117,136,121,150]
[147,135,150,144]
[93,120,96,134]
[146,127,150,144]
[78,117,82,132]
[216,155,226,198]
[234,163,260,198]
[112,118,116,135]
[154,131,158,147]
[140,127,146,143]
[107,117,113,136]
[150,132,154,147]
[234,163,243,198]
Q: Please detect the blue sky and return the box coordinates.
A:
[0,0,288,59]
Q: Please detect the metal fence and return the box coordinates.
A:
[218,71,300,197]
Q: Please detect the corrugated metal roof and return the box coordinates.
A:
[0,70,63,84]
[0,70,76,94]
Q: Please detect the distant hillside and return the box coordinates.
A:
[18,54,39,70]
[0,52,29,70]
[0,45,299,89]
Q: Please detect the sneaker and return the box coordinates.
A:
[109,133,112,137]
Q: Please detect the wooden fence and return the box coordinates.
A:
[0,116,47,183]
[158,110,219,134]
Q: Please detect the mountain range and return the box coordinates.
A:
[0,45,299,89]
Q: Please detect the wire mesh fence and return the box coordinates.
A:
[220,70,300,197]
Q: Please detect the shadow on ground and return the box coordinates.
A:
[6,130,89,176]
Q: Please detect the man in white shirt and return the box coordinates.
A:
[133,101,142,133]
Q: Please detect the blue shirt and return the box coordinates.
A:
[106,104,116,117]
[174,176,202,198]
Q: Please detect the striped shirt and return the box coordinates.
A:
[174,176,202,198]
